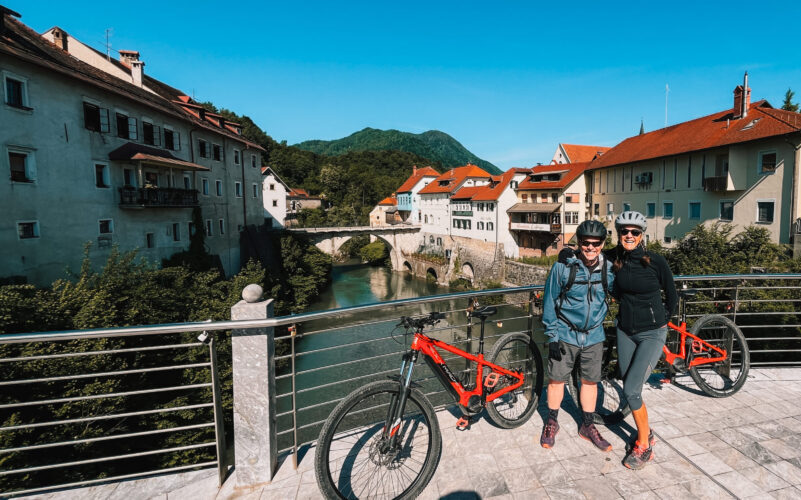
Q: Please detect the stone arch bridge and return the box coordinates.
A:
[287,226,423,273]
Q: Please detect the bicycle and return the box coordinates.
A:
[568,288,751,425]
[314,306,544,500]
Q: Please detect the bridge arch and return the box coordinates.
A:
[426,268,438,281]
[403,261,413,273]
[461,262,474,280]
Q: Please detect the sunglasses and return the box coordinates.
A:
[619,229,642,237]
[580,240,603,248]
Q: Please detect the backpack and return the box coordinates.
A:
[553,252,609,333]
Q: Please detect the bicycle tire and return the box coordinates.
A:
[688,314,750,397]
[485,333,544,428]
[314,380,442,500]
[568,344,631,426]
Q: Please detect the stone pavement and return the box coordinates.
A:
[23,368,801,499]
[254,367,801,500]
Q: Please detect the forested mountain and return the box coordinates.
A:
[294,128,502,175]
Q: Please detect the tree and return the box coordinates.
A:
[781,88,799,112]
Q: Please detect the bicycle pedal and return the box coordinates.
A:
[484,372,500,388]
[659,377,672,384]
[455,416,471,431]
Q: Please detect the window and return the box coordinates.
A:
[430,236,435,244]
[759,151,777,174]
[142,121,160,146]
[235,182,243,198]
[234,150,240,165]
[84,102,110,132]
[664,236,673,244]
[593,203,599,216]
[270,183,275,190]
[124,168,135,186]
[164,128,180,150]
[144,172,158,187]
[219,219,225,235]
[202,179,209,195]
[94,163,109,188]
[172,223,180,241]
[663,201,674,219]
[757,200,774,223]
[606,203,614,215]
[212,144,222,161]
[272,200,278,207]
[183,175,191,190]
[252,183,258,198]
[251,155,257,168]
[552,193,558,203]
[646,202,656,218]
[4,73,28,109]
[99,219,113,234]
[510,180,518,189]
[146,233,155,248]
[521,193,528,202]
[216,180,223,197]
[689,202,701,220]
[205,220,213,236]
[478,221,484,230]
[199,140,209,158]
[565,193,579,203]
[487,222,494,231]
[115,112,137,139]
[488,203,494,211]
[188,222,196,237]
[17,221,39,239]
[541,193,548,202]
[9,150,34,182]
[623,202,631,212]
[720,201,734,221]
[565,212,579,224]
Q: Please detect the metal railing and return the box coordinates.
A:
[0,274,799,496]
[118,187,199,208]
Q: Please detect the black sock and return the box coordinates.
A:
[582,411,595,426]
[548,408,559,421]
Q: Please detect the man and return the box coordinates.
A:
[540,220,615,451]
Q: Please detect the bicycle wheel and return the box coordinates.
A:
[485,333,544,428]
[568,346,630,426]
[315,380,442,500]
[688,314,750,397]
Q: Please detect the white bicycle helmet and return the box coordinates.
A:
[615,211,647,232]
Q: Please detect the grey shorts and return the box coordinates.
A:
[548,341,604,383]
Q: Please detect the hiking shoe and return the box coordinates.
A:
[626,430,655,452]
[540,418,559,448]
[579,423,612,452]
[623,442,654,470]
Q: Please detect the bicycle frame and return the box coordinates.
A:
[664,321,727,368]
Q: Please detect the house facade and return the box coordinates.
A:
[395,165,439,223]
[551,143,611,165]
[1,9,264,285]
[418,165,491,239]
[587,75,801,246]
[510,162,589,256]
[262,167,289,228]
[369,194,401,227]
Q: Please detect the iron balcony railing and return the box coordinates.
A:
[118,186,199,208]
[702,176,728,191]
[0,274,799,496]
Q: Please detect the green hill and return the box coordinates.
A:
[294,128,502,175]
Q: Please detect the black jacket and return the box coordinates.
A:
[605,246,678,335]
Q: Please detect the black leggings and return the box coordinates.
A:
[616,326,667,411]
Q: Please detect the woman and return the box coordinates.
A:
[608,211,677,469]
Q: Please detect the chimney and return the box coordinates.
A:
[732,71,751,119]
[119,50,144,87]
[413,165,417,175]
[51,27,68,51]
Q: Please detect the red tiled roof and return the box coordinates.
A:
[450,186,484,200]
[518,162,589,190]
[589,101,801,169]
[472,168,529,201]
[395,166,440,193]
[418,164,491,195]
[561,144,611,163]
[108,142,209,171]
[378,195,397,206]
[289,188,309,198]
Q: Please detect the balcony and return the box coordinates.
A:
[703,176,728,192]
[452,210,473,216]
[119,187,199,208]
[510,222,551,232]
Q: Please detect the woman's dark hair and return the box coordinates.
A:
[612,243,651,272]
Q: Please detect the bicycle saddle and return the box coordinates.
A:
[469,305,497,319]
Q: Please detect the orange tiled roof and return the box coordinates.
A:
[472,168,529,201]
[561,144,611,163]
[450,186,485,200]
[289,188,310,198]
[518,162,589,190]
[418,164,491,195]
[396,166,440,193]
[378,195,397,206]
[589,101,801,169]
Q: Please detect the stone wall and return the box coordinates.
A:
[502,260,550,287]
[450,236,505,285]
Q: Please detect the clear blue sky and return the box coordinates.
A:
[13,1,801,168]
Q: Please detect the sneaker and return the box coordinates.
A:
[623,442,654,470]
[579,423,612,452]
[540,418,559,448]
[626,430,655,452]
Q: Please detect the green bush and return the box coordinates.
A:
[359,240,390,266]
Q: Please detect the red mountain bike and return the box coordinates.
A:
[315,306,544,499]
[569,288,751,425]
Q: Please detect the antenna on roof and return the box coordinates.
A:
[665,84,669,127]
[104,28,113,61]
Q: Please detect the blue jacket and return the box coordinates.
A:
[542,255,615,347]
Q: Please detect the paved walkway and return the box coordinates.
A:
[24,368,801,499]
[257,367,801,500]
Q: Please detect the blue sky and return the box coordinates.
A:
[13,1,801,168]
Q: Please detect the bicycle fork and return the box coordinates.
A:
[382,350,418,449]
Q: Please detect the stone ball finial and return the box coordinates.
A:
[242,284,263,303]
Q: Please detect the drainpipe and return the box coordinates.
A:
[786,134,801,243]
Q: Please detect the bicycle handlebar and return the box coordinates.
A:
[398,312,446,331]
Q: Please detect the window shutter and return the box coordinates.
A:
[154,126,161,146]
[129,117,138,140]
[175,132,181,151]
[100,108,110,133]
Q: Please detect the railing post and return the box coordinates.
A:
[231,284,277,487]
